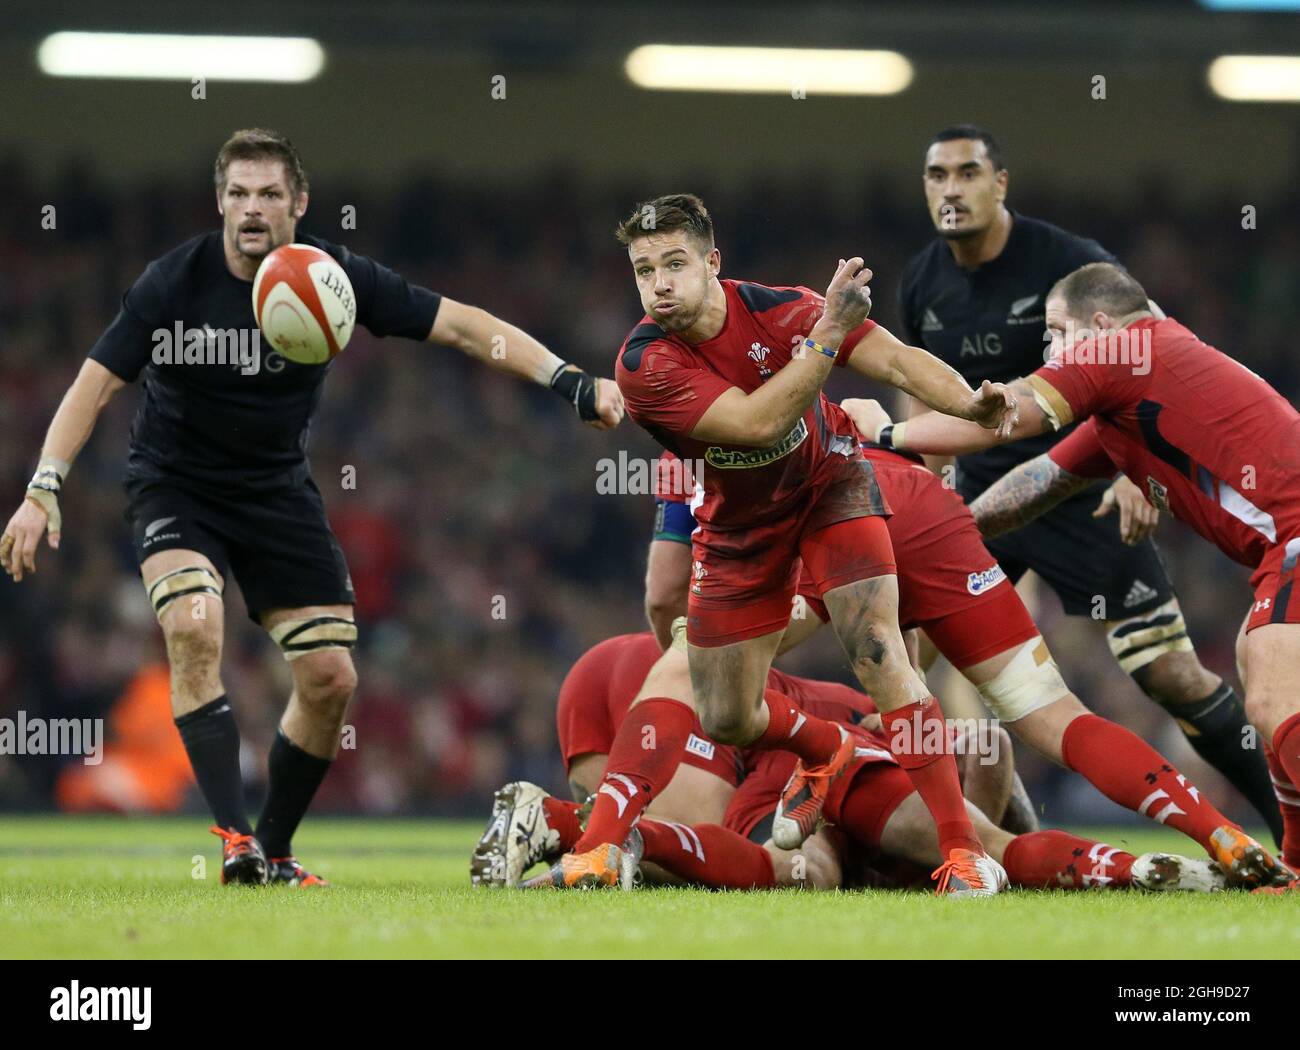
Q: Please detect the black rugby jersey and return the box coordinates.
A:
[897,211,1115,496]
[89,231,441,493]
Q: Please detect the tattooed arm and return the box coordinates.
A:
[969,453,1096,539]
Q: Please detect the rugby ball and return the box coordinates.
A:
[252,243,356,364]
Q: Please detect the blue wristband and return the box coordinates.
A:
[803,337,838,360]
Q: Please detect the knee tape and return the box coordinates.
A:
[976,637,1070,722]
[145,565,223,620]
[1106,598,1194,674]
[269,615,358,660]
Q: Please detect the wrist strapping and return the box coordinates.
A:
[549,363,600,422]
[26,456,66,533]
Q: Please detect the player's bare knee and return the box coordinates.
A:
[845,625,907,691]
[697,700,751,745]
[1243,686,1284,735]
[295,653,358,715]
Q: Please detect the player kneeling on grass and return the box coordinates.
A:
[849,261,1300,894]
[472,627,1224,894]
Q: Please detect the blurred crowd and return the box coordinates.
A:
[1,151,1296,827]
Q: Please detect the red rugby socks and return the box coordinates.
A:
[572,697,695,853]
[638,820,776,889]
[1267,716,1300,868]
[1061,713,1229,852]
[1002,830,1135,889]
[880,696,983,856]
[751,689,843,766]
[541,796,582,852]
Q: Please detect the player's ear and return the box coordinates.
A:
[995,168,1008,202]
[294,192,309,221]
[706,246,721,277]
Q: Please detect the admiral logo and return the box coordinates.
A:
[706,418,807,469]
[685,734,715,761]
[966,565,1007,595]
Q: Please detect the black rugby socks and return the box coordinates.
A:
[175,695,251,834]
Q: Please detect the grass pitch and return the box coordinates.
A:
[0,816,1294,959]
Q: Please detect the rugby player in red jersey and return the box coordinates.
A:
[585,193,1020,896]
[852,261,1300,891]
[650,444,1279,884]
[471,630,1224,894]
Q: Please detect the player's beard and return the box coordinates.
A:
[232,221,281,261]
[653,299,702,334]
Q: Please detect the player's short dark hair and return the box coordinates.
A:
[930,124,1005,172]
[1050,263,1150,319]
[214,128,308,198]
[615,193,714,249]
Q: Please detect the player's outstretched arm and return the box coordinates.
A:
[0,360,124,582]
[844,376,1048,456]
[690,258,872,446]
[841,325,1017,432]
[968,454,1095,539]
[428,298,624,429]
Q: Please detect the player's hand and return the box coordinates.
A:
[1094,475,1157,545]
[967,379,1019,437]
[588,377,625,430]
[840,398,893,442]
[820,257,873,338]
[0,498,58,583]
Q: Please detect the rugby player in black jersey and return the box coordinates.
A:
[893,124,1279,840]
[0,128,624,886]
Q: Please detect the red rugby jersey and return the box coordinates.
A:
[1034,317,1300,569]
[617,280,876,533]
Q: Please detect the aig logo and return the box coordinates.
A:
[960,333,1002,357]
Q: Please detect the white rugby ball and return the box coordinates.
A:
[252,243,356,364]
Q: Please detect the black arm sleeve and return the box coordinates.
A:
[87,262,169,382]
[338,246,442,340]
